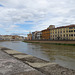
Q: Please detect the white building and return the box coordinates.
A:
[35,31,42,40]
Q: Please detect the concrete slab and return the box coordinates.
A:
[0,50,14,59]
[11,53,27,55]
[40,64,75,75]
[4,50,22,54]
[13,55,33,59]
[20,57,49,63]
[26,62,56,68]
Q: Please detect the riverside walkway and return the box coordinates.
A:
[0,46,75,75]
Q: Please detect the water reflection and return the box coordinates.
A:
[0,41,75,70]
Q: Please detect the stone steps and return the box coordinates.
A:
[1,47,75,75]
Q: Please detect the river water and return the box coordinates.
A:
[0,41,75,70]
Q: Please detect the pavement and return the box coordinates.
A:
[0,46,75,75]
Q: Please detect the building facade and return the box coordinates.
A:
[41,25,55,40]
[32,31,42,40]
[1,35,13,40]
[27,25,75,40]
[32,32,35,40]
[50,25,75,40]
[27,33,32,40]
[35,31,42,40]
[0,35,3,40]
[41,29,50,40]
[0,35,24,41]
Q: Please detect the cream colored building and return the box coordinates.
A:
[50,25,75,40]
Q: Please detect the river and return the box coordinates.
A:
[0,41,75,70]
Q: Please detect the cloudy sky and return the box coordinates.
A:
[0,0,75,36]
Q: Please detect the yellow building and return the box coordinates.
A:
[50,25,75,40]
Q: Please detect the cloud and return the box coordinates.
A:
[11,33,27,35]
[4,25,19,31]
[0,0,75,35]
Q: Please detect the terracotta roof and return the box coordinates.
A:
[41,24,75,31]
[41,29,50,32]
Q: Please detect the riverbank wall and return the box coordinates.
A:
[24,40,75,45]
[0,46,75,75]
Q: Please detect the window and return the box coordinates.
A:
[63,31,65,33]
[66,34,68,37]
[50,35,52,37]
[69,27,73,29]
[60,31,62,33]
[71,34,73,37]
[66,30,68,32]
[69,30,73,32]
[69,34,73,37]
[64,34,65,37]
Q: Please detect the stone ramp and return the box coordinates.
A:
[1,47,75,75]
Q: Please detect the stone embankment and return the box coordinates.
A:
[0,46,75,75]
[24,40,75,45]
